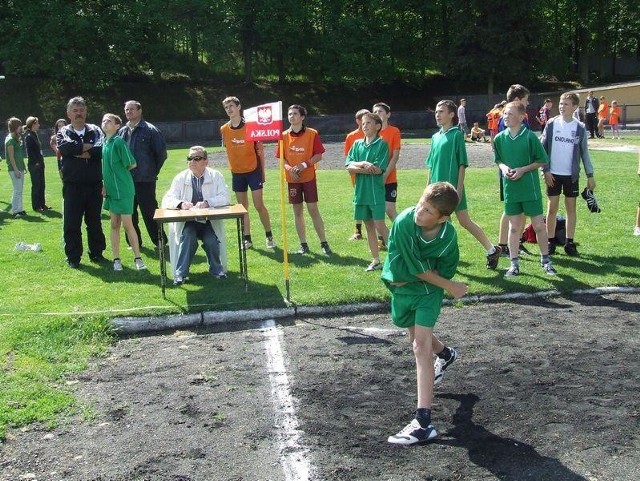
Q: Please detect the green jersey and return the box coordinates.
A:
[426,126,468,186]
[4,134,25,171]
[102,135,136,200]
[345,136,389,206]
[381,206,459,296]
[494,125,548,203]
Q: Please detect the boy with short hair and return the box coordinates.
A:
[541,92,595,256]
[345,112,389,271]
[470,122,488,142]
[494,102,557,276]
[344,108,370,241]
[220,96,275,249]
[372,102,401,224]
[276,104,332,256]
[497,84,531,258]
[383,182,468,445]
[426,100,501,269]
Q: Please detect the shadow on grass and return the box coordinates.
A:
[436,393,588,481]
[461,250,640,295]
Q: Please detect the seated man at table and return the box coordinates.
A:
[161,146,231,285]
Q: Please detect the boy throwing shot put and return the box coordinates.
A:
[426,100,501,269]
[345,112,389,271]
[383,182,468,445]
[541,92,595,256]
[494,102,557,276]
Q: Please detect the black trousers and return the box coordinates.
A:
[128,181,166,246]
[29,162,46,210]
[63,182,106,263]
[586,113,598,137]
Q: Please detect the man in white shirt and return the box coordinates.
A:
[161,146,230,285]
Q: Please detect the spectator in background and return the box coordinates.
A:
[57,96,106,268]
[584,91,599,139]
[50,118,67,176]
[372,102,402,248]
[345,108,370,241]
[470,122,488,142]
[119,100,167,248]
[537,99,552,132]
[220,96,275,250]
[24,116,50,212]
[276,104,333,256]
[597,96,608,138]
[457,99,469,140]
[609,100,621,139]
[5,117,26,218]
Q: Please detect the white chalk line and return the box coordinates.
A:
[260,319,312,481]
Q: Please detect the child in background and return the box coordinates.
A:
[5,117,26,218]
[426,100,501,269]
[597,96,608,138]
[470,122,488,142]
[609,101,621,139]
[50,118,67,178]
[345,112,389,271]
[382,182,468,445]
[345,108,370,241]
[101,113,146,271]
[493,102,556,276]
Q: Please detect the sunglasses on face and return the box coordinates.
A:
[187,155,206,162]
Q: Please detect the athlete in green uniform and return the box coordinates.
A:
[493,102,556,277]
[382,182,468,446]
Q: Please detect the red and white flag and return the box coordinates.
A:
[244,101,283,141]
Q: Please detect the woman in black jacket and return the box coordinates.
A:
[24,116,49,211]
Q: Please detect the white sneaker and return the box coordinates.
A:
[243,239,253,250]
[634,226,640,236]
[113,258,123,271]
[134,257,147,270]
[434,347,458,385]
[387,419,437,445]
[266,237,276,249]
[15,242,28,251]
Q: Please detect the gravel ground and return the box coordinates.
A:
[1,292,639,481]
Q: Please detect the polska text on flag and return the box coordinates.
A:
[244,101,283,142]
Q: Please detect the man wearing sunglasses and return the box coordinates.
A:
[161,146,230,285]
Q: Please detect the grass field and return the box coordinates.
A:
[1,142,639,440]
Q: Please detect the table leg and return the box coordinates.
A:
[238,216,248,291]
[158,222,166,298]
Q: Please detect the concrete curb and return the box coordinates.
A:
[111,286,640,335]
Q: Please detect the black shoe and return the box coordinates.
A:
[548,242,556,255]
[486,245,501,270]
[564,241,579,256]
[67,260,80,269]
[297,243,310,254]
[89,254,108,263]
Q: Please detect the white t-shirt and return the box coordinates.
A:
[549,118,577,175]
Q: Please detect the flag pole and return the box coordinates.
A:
[279,139,291,303]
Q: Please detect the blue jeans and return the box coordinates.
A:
[175,221,223,278]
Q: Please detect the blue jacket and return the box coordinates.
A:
[118,119,167,182]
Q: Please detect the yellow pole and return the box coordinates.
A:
[278,139,291,302]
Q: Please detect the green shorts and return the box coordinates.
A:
[504,198,543,217]
[388,288,443,328]
[354,203,385,221]
[454,190,468,212]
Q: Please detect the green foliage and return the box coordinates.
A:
[0,1,637,89]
